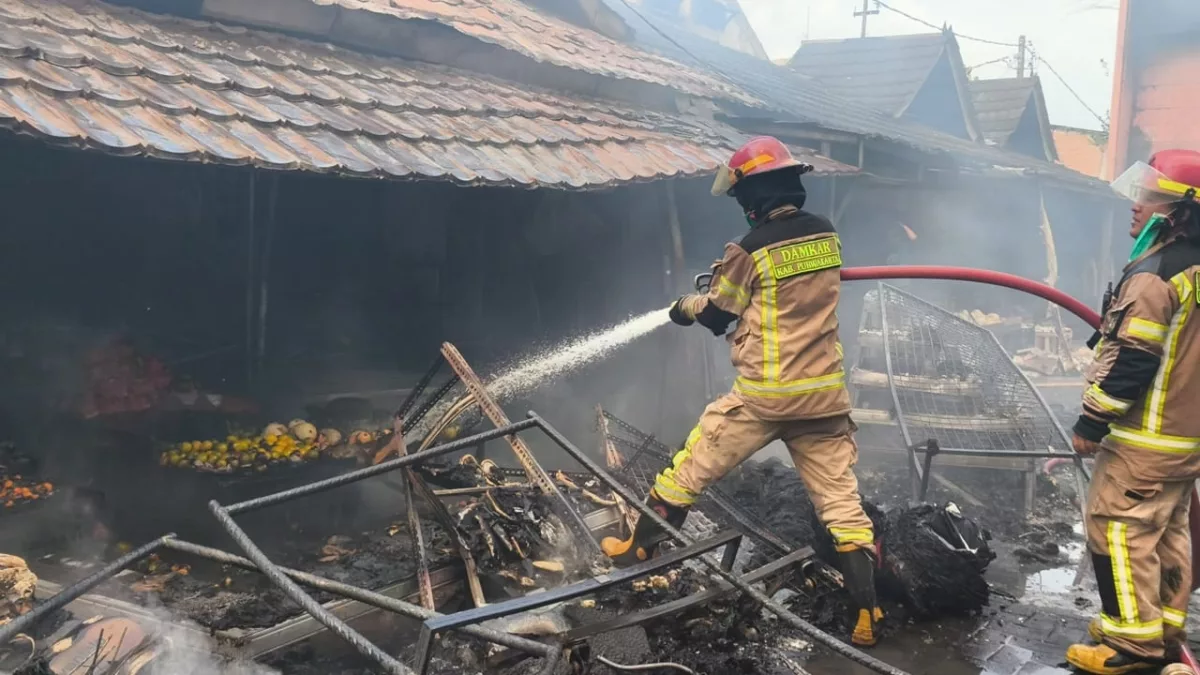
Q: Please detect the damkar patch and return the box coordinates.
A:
[768,236,842,280]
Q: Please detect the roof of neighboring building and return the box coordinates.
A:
[291,0,757,104]
[969,78,1036,145]
[600,1,1107,192]
[1053,126,1107,179]
[787,33,948,116]
[787,32,980,141]
[0,0,855,189]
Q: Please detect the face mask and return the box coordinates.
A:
[1130,213,1167,262]
[744,213,756,228]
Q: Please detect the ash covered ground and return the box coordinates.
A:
[131,524,454,630]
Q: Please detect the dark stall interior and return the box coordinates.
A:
[0,135,726,559]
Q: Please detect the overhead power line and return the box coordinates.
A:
[1030,49,1109,130]
[872,0,1020,47]
[965,56,1012,75]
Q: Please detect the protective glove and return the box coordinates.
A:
[668,296,695,327]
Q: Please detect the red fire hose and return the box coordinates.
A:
[844,266,1200,671]
[841,266,1102,326]
[841,266,1200,595]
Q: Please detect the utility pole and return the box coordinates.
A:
[854,0,879,38]
[1016,35,1027,78]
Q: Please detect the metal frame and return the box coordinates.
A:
[7,410,910,675]
[411,531,744,673]
[204,411,771,675]
[527,412,912,675]
[870,282,1090,513]
[562,545,815,643]
[207,419,566,675]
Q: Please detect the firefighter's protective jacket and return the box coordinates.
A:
[1077,237,1200,481]
[679,208,850,421]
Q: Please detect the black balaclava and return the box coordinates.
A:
[732,167,807,226]
[1171,191,1200,240]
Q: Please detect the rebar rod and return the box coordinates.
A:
[0,536,171,645]
[209,503,413,675]
[529,412,912,675]
[224,419,538,514]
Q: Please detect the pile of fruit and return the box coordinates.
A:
[0,476,54,508]
[159,420,347,474]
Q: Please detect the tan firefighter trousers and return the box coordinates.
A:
[1086,447,1193,659]
[653,393,875,551]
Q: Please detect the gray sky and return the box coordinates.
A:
[738,0,1118,131]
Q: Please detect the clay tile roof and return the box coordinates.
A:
[0,0,854,189]
[304,0,759,105]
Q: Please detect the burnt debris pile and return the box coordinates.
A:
[0,342,1045,675]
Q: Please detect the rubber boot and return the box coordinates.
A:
[1065,643,1160,674]
[600,490,690,567]
[838,547,882,647]
[1086,620,1183,665]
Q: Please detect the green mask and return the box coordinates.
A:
[745,214,756,228]
[1129,214,1166,262]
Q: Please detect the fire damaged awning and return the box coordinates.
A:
[0,0,856,188]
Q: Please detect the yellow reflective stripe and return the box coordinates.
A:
[1100,615,1163,638]
[652,476,696,506]
[752,249,780,382]
[1127,317,1168,344]
[1085,383,1132,415]
[715,276,750,310]
[829,527,874,545]
[1108,521,1139,623]
[653,428,701,506]
[734,372,845,398]
[1147,273,1194,433]
[1163,607,1187,628]
[1109,425,1200,453]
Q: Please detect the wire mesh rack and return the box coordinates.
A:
[850,283,1086,514]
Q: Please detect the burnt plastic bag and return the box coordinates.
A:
[878,502,996,618]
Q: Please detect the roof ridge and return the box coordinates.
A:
[795,32,944,47]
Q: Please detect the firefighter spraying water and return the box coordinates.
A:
[600,137,884,648]
[593,138,1200,671]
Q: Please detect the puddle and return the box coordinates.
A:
[1024,564,1078,595]
[1023,539,1085,597]
[802,619,984,675]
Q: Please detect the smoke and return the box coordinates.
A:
[137,602,279,675]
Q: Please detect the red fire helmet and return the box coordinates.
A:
[1111,149,1200,205]
[711,136,813,196]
